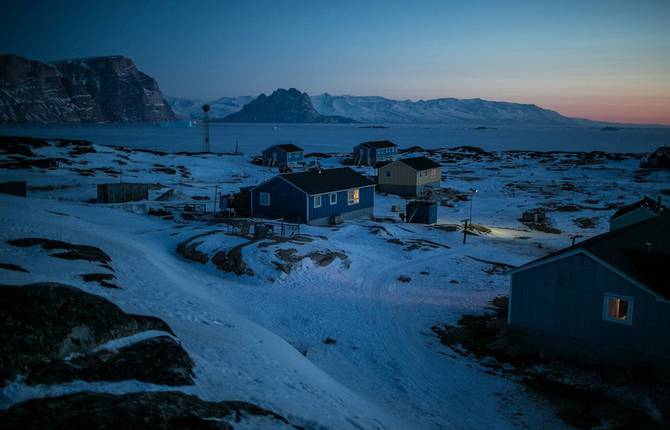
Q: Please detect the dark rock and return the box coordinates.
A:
[212,244,253,276]
[0,282,173,386]
[398,276,412,283]
[7,238,112,264]
[221,88,356,123]
[0,262,28,273]
[323,337,337,345]
[26,336,194,386]
[0,391,304,430]
[80,273,119,289]
[176,239,209,264]
[0,54,175,123]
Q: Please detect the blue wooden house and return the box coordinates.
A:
[353,140,398,166]
[250,167,375,226]
[609,196,666,231]
[261,144,304,166]
[508,215,670,367]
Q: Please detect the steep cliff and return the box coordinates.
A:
[0,54,176,123]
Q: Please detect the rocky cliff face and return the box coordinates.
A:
[0,54,176,123]
[221,88,356,123]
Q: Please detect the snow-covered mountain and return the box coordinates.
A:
[311,93,592,125]
[168,91,596,125]
[166,95,254,120]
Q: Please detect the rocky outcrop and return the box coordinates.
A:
[0,282,184,386]
[0,54,176,123]
[0,391,305,430]
[221,88,356,123]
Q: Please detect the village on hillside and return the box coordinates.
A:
[0,134,669,429]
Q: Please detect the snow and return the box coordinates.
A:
[0,134,668,428]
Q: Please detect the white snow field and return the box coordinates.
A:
[1,135,669,429]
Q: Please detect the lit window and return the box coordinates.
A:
[330,192,337,205]
[385,170,391,177]
[430,168,437,176]
[314,195,322,208]
[348,189,360,205]
[602,294,633,325]
[259,192,271,206]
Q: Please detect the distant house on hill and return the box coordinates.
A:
[642,146,670,169]
[353,140,398,166]
[610,196,667,231]
[261,144,304,166]
[508,215,670,367]
[377,156,441,197]
[250,167,375,226]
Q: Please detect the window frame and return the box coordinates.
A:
[314,194,322,208]
[329,192,337,205]
[259,192,271,206]
[347,188,360,206]
[602,293,634,326]
[385,170,392,177]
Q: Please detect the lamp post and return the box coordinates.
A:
[468,188,478,226]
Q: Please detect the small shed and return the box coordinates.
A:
[406,200,437,224]
[261,144,304,166]
[353,140,398,166]
[508,215,670,368]
[97,183,149,203]
[0,181,26,197]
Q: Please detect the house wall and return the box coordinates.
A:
[378,162,440,196]
[307,186,374,225]
[609,208,657,231]
[262,148,304,164]
[353,145,397,166]
[509,253,670,365]
[251,177,306,222]
[417,167,441,187]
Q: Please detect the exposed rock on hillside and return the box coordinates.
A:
[0,54,175,123]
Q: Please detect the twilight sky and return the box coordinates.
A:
[2,0,669,124]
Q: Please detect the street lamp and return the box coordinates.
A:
[468,188,478,225]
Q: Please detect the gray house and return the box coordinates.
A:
[508,215,670,367]
[353,140,398,166]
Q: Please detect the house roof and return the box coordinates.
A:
[279,167,375,195]
[513,216,670,300]
[359,140,397,149]
[398,156,441,171]
[270,144,303,152]
[611,196,667,220]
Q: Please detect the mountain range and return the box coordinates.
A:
[0,54,175,123]
[170,91,597,126]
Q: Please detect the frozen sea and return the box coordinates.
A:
[1,123,669,154]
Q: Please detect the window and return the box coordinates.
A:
[385,170,392,177]
[347,189,360,205]
[430,168,437,177]
[602,294,633,325]
[259,192,270,206]
[314,195,322,208]
[329,192,337,205]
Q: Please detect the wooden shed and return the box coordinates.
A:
[97,183,149,203]
[406,200,437,224]
[508,215,670,368]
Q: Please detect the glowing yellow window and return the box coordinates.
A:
[603,294,633,325]
[347,189,360,205]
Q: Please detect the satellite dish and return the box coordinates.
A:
[202,104,210,113]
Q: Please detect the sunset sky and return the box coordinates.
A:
[2,0,669,124]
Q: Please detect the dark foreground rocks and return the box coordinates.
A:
[0,283,192,387]
[7,238,112,265]
[0,391,304,430]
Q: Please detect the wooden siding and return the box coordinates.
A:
[353,145,397,165]
[307,186,374,223]
[510,253,670,361]
[251,177,306,222]
[97,183,148,203]
[262,148,303,164]
[378,161,440,196]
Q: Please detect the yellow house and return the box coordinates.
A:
[377,156,441,196]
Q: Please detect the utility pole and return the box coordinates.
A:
[463,219,468,244]
[202,104,211,153]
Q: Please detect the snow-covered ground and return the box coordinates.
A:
[1,137,668,429]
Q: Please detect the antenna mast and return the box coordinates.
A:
[202,104,210,152]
